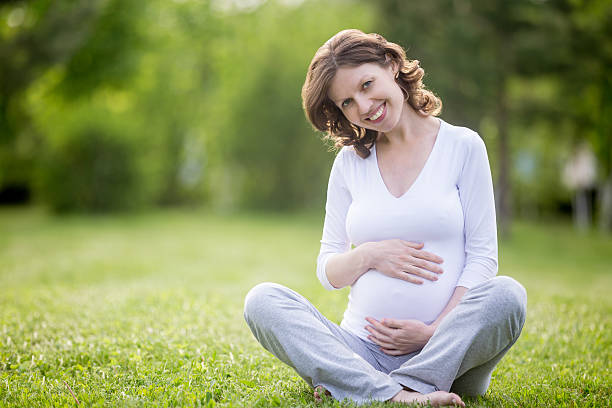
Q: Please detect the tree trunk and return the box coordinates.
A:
[598,173,612,233]
[496,77,512,238]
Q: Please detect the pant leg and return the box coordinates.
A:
[389,276,527,395]
[243,282,403,404]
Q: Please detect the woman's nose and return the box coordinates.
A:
[355,96,372,116]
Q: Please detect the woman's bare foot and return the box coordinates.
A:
[313,386,332,403]
[391,390,465,407]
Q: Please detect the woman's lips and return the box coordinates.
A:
[366,102,386,124]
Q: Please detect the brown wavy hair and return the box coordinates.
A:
[301,29,442,158]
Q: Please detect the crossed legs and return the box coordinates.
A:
[243,277,526,405]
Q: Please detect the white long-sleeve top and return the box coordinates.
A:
[317,119,498,340]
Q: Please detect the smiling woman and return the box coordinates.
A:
[301,30,441,159]
[244,29,527,407]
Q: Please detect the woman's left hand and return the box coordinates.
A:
[365,317,436,355]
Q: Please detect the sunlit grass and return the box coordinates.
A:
[1,207,610,407]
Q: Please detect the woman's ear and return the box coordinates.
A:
[389,59,400,78]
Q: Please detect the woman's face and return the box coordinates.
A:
[328,62,405,133]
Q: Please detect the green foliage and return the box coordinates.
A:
[1,0,611,223]
[0,0,106,191]
[57,0,144,98]
[0,208,610,406]
[36,112,145,213]
[2,0,376,212]
[203,0,374,211]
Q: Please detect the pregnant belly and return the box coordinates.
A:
[349,269,458,324]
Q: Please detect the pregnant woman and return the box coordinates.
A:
[244,29,527,406]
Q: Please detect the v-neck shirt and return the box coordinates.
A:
[316,119,498,341]
[372,124,440,199]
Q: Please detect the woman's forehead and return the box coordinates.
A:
[328,63,386,101]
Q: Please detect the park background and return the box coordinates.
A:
[1,0,610,406]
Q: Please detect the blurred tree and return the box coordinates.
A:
[55,0,144,97]
[0,0,142,205]
[24,0,218,210]
[126,0,219,206]
[4,0,377,212]
[203,0,375,211]
[0,0,100,202]
[554,0,612,232]
[38,115,143,212]
[8,0,605,220]
[507,0,612,231]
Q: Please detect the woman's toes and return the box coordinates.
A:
[450,393,465,407]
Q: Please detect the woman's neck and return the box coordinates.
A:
[377,102,439,147]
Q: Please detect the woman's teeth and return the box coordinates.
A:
[368,104,384,121]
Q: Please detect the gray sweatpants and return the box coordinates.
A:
[243,276,527,405]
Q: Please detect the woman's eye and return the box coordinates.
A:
[341,99,351,108]
[363,80,372,89]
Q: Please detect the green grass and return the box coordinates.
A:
[0,207,610,407]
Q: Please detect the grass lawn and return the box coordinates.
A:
[0,207,610,407]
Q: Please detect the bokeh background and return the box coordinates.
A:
[0,0,610,234]
[1,1,611,406]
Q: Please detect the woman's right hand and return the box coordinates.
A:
[360,239,444,284]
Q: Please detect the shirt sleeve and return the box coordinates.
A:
[316,149,352,290]
[456,133,498,288]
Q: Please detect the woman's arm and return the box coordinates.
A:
[324,245,370,289]
[316,149,353,290]
[455,132,498,288]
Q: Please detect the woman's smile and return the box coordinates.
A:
[365,102,386,123]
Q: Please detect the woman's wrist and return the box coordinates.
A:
[426,322,438,339]
[355,241,378,270]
